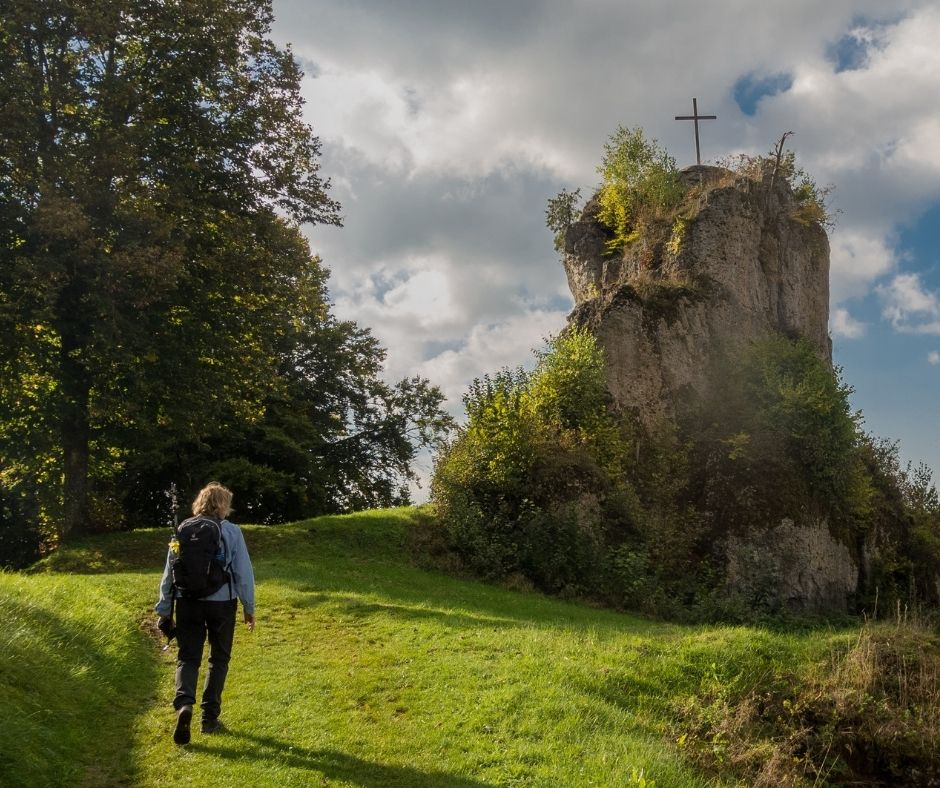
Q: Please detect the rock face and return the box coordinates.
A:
[562,166,858,613]
[566,166,830,425]
[726,519,858,614]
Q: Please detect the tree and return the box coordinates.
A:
[119,238,454,525]
[545,187,581,252]
[1,1,451,543]
[0,0,339,536]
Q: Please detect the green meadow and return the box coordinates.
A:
[0,509,875,787]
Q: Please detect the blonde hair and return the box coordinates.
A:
[192,482,233,519]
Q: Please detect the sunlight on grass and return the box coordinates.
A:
[5,508,855,786]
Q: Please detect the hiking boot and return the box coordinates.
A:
[201,717,224,734]
[173,705,193,745]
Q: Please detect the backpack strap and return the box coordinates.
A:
[218,518,235,601]
[208,516,235,601]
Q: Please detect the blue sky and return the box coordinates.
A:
[733,73,794,116]
[272,0,940,489]
[835,203,940,473]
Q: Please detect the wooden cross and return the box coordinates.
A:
[674,97,716,166]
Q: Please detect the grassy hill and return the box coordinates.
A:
[2,508,937,786]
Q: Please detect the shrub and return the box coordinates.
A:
[719,133,836,229]
[433,325,940,622]
[677,619,940,785]
[903,461,940,604]
[689,336,870,533]
[595,127,685,253]
[432,329,637,592]
[742,338,868,515]
[856,439,940,610]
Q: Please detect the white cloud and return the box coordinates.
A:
[380,268,456,329]
[403,307,569,503]
[831,308,866,339]
[417,309,569,409]
[272,0,940,456]
[828,229,896,304]
[878,273,940,334]
[928,351,940,365]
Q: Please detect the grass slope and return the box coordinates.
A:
[3,508,859,787]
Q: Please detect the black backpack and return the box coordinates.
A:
[171,516,231,599]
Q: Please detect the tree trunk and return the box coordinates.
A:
[59,296,92,538]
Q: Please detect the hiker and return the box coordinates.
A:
[155,482,256,745]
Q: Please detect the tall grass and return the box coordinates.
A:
[0,572,158,786]
[676,610,940,785]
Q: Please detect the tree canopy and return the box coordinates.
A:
[0,0,451,556]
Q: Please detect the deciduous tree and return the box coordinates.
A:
[1,1,449,544]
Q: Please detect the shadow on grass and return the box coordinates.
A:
[271,560,684,640]
[0,598,160,787]
[191,729,494,787]
[289,594,523,631]
[33,510,857,639]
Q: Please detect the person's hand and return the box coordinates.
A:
[244,612,255,632]
[157,615,176,640]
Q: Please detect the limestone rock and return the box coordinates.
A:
[561,165,858,612]
[726,518,858,614]
[566,165,830,425]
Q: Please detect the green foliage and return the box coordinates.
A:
[434,322,940,622]
[596,127,685,253]
[691,336,870,534]
[119,262,455,527]
[903,461,940,589]
[0,1,452,541]
[0,479,41,569]
[791,175,833,227]
[686,337,940,615]
[432,328,637,593]
[775,147,835,228]
[720,133,836,229]
[742,337,868,514]
[855,439,940,609]
[677,619,940,785]
[665,217,688,256]
[545,187,582,252]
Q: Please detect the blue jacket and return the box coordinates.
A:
[155,519,255,616]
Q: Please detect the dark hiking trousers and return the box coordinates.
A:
[173,598,237,720]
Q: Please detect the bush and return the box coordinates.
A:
[904,461,940,605]
[595,126,685,253]
[678,619,940,785]
[742,337,869,516]
[432,329,636,593]
[719,133,836,229]
[432,326,940,622]
[689,336,870,533]
[856,439,940,610]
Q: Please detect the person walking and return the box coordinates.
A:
[155,482,256,745]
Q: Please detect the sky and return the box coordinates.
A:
[271,0,940,494]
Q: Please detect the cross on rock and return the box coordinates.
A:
[674,97,716,166]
